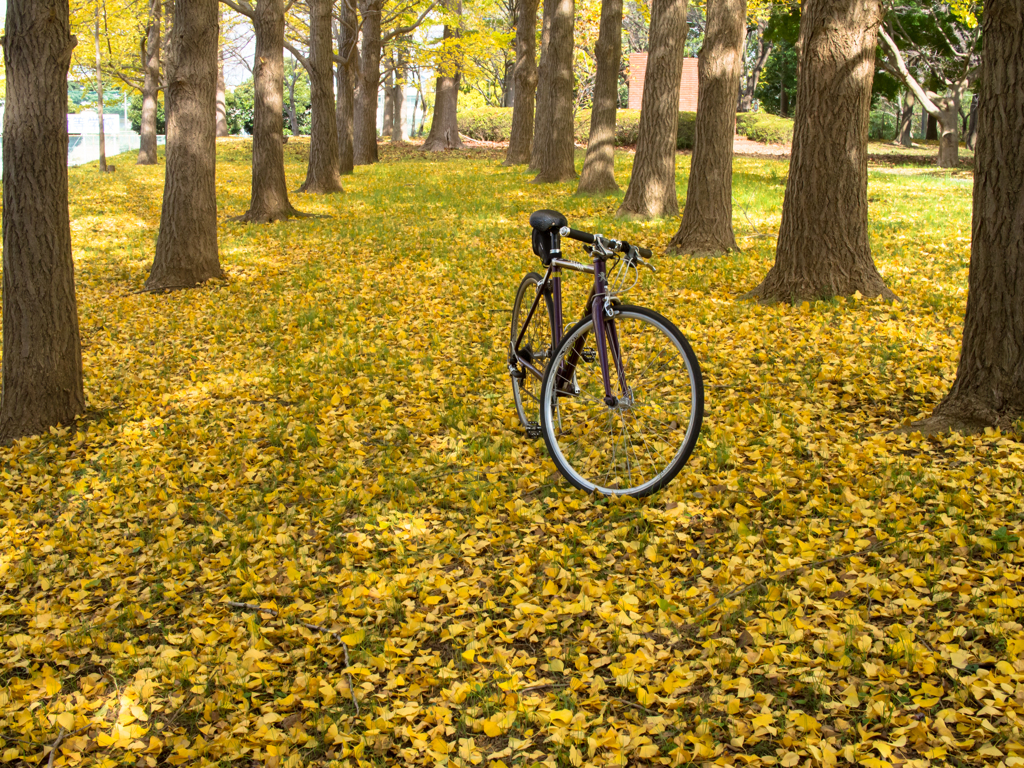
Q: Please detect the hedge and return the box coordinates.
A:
[735,112,794,144]
[460,106,698,149]
[458,106,793,147]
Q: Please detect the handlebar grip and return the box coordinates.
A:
[561,226,596,245]
[637,246,654,259]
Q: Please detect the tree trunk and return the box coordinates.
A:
[576,0,623,194]
[503,0,539,165]
[424,1,465,152]
[896,89,915,147]
[336,0,357,174]
[926,112,938,139]
[745,0,894,302]
[391,47,405,142]
[617,0,688,218]
[668,0,745,255]
[216,19,229,137]
[138,0,161,164]
[237,0,300,223]
[286,65,300,134]
[94,10,109,173]
[299,0,343,192]
[354,0,382,164]
[530,0,575,181]
[529,0,555,170]
[145,0,224,290]
[0,0,85,444]
[934,98,960,167]
[737,19,770,112]
[965,92,978,150]
[502,59,514,107]
[382,62,395,137]
[916,2,1024,433]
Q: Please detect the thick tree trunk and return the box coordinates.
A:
[336,0,357,174]
[354,0,382,165]
[668,0,745,255]
[737,19,770,112]
[299,0,343,193]
[934,99,960,167]
[94,11,109,173]
[424,3,465,152]
[138,0,161,164]
[745,0,894,302]
[576,0,623,194]
[0,0,85,443]
[238,0,300,222]
[916,2,1024,433]
[926,112,938,139]
[896,89,915,147]
[617,0,688,217]
[530,0,575,181]
[503,0,539,165]
[145,0,224,290]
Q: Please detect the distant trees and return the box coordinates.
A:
[423,0,465,151]
[877,3,981,168]
[0,0,85,443]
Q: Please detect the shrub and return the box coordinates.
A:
[459,107,514,142]
[736,112,794,144]
[456,106,703,150]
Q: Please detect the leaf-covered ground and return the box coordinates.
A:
[1,140,1021,768]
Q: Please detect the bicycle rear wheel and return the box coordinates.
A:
[540,305,703,497]
[510,272,555,433]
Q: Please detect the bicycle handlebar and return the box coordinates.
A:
[559,226,654,260]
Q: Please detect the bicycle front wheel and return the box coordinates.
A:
[540,305,703,497]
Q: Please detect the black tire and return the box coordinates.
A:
[510,272,555,431]
[539,305,703,497]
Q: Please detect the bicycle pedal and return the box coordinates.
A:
[581,350,597,363]
[525,424,543,439]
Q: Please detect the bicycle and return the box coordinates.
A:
[508,209,704,498]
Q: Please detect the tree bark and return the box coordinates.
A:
[0,0,85,443]
[217,16,229,138]
[299,0,343,193]
[94,10,109,173]
[503,0,539,165]
[668,0,745,255]
[896,89,915,147]
[391,46,405,142]
[745,0,894,302]
[737,19,770,112]
[529,0,555,170]
[354,0,382,164]
[382,61,395,137]
[336,0,357,174]
[286,64,300,134]
[576,0,623,194]
[138,0,161,164]
[238,0,301,222]
[965,92,978,150]
[145,0,224,290]
[617,0,688,217]
[530,0,575,181]
[916,1,1024,433]
[424,0,465,152]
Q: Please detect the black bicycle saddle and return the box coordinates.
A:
[529,209,568,233]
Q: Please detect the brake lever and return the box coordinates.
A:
[627,245,657,273]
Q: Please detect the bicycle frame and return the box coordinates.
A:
[511,247,627,405]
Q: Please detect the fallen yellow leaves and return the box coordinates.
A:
[0,144,1021,767]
